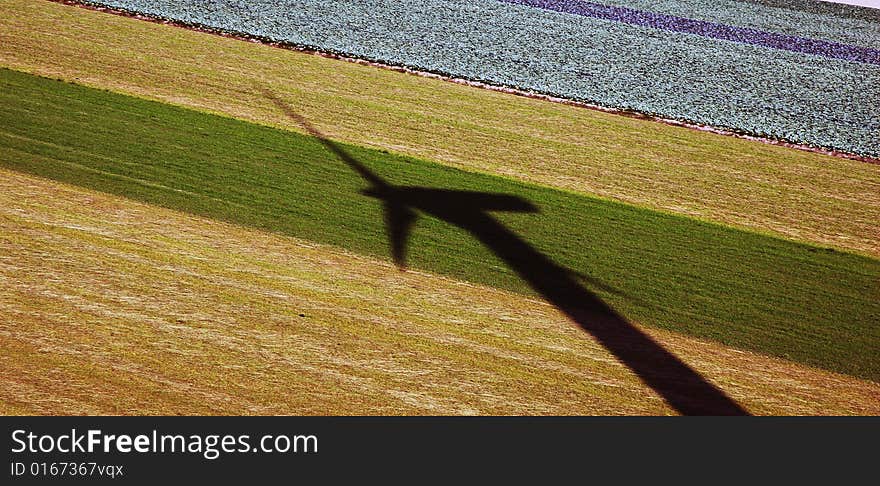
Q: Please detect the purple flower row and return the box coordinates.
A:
[499,0,880,65]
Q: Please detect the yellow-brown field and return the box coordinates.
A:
[2,169,877,415]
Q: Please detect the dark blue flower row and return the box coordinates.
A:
[500,0,880,65]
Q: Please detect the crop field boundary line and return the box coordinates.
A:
[49,0,879,165]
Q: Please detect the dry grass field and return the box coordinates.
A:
[2,1,878,416]
[2,169,878,415]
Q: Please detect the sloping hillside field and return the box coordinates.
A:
[4,0,878,258]
[82,0,880,157]
[2,168,879,415]
[2,69,878,381]
[1,0,879,415]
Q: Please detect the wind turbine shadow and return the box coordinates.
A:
[264,91,748,416]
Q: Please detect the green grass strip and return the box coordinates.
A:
[2,68,878,380]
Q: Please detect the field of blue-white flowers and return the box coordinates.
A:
[86,0,880,157]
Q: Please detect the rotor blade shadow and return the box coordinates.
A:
[262,89,387,190]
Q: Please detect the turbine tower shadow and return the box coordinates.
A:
[264,91,748,416]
